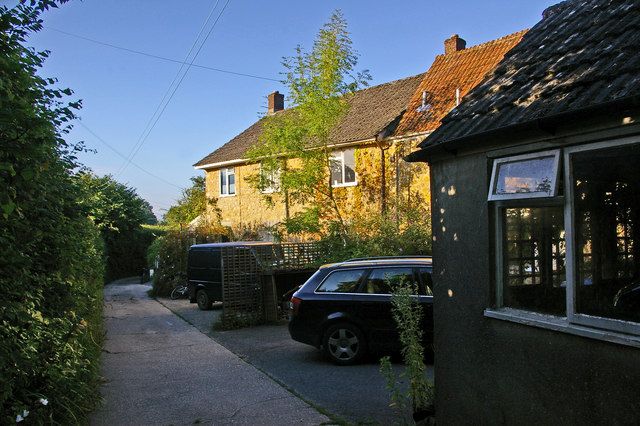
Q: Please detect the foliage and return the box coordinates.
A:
[246,10,370,237]
[317,207,432,264]
[148,224,231,297]
[77,172,157,281]
[0,1,105,423]
[380,280,434,421]
[163,176,219,226]
[77,172,156,230]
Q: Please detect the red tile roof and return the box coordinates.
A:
[394,30,527,136]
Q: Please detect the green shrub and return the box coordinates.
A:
[318,212,432,264]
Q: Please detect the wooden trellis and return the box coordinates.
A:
[220,242,323,325]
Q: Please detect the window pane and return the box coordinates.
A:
[317,269,364,293]
[228,170,235,194]
[419,268,433,296]
[330,154,343,186]
[503,207,566,315]
[363,268,415,294]
[344,149,356,183]
[494,155,557,196]
[573,144,640,323]
[260,164,280,193]
[220,169,227,194]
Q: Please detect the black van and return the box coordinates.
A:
[187,242,272,310]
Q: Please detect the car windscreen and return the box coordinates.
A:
[316,269,365,293]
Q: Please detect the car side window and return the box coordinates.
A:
[316,269,365,293]
[419,268,433,296]
[363,268,416,294]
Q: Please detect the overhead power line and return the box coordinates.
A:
[45,27,279,82]
[77,120,185,190]
[117,0,232,178]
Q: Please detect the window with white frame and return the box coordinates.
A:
[489,142,640,338]
[219,167,235,196]
[259,163,280,194]
[330,148,357,187]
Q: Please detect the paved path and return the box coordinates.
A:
[91,280,330,425]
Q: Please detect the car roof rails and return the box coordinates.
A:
[344,255,432,262]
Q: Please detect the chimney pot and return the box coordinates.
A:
[267,91,284,114]
[444,34,466,54]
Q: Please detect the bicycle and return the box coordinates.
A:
[170,283,189,300]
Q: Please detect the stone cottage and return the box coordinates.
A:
[194,32,525,235]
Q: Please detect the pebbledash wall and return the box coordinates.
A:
[205,136,430,231]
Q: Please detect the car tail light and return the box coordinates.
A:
[290,296,302,316]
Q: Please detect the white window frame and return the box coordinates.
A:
[488,149,561,201]
[563,137,640,336]
[219,167,236,197]
[259,163,280,194]
[486,137,640,347]
[330,148,357,188]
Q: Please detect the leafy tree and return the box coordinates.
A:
[246,10,370,238]
[77,172,157,281]
[0,1,105,423]
[78,172,157,229]
[163,175,217,226]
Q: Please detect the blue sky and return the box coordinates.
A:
[27,0,557,217]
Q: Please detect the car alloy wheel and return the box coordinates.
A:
[323,323,365,365]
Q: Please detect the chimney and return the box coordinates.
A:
[267,91,284,114]
[444,34,466,54]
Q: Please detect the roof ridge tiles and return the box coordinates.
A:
[434,29,528,60]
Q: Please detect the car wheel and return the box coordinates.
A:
[196,290,212,310]
[322,322,366,366]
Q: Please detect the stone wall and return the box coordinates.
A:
[203,137,430,233]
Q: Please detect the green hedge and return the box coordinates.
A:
[0,2,106,422]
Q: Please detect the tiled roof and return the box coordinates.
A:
[420,0,640,149]
[194,74,423,168]
[395,31,526,136]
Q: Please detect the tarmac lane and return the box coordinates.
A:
[91,279,330,425]
[160,294,435,425]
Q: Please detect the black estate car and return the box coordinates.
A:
[288,256,433,365]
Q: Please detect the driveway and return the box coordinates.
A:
[160,297,434,425]
[92,279,329,425]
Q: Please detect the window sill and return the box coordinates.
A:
[484,307,640,349]
[331,181,358,188]
[219,193,236,198]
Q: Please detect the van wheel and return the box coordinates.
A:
[322,322,366,366]
[196,290,212,310]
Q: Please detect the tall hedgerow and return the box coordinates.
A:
[0,1,105,423]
